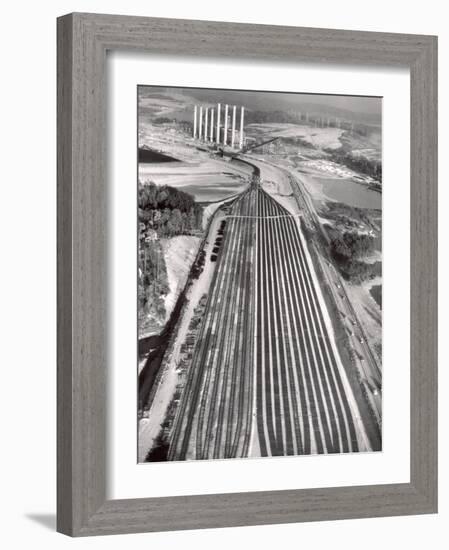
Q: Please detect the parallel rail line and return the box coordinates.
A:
[168,162,370,460]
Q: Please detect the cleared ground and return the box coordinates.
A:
[161,236,201,324]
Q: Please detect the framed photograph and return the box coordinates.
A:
[57,13,438,536]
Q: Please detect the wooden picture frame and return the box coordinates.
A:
[57,12,438,536]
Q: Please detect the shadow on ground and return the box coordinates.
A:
[25,514,56,531]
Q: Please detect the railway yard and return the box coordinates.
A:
[153,160,379,461]
[138,96,382,462]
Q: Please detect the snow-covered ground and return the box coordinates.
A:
[138,209,226,460]
[138,127,251,201]
[160,236,201,324]
[139,159,239,177]
[247,123,345,150]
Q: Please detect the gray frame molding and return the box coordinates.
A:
[57,12,438,536]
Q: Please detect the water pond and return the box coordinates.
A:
[315,176,381,210]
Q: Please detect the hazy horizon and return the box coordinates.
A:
[138,85,382,125]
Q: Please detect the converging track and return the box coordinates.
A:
[168,168,369,460]
[169,186,257,460]
[256,187,366,455]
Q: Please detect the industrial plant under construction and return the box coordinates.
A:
[137,86,383,463]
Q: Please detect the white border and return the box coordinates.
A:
[107,52,410,499]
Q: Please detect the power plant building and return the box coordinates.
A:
[193,103,245,149]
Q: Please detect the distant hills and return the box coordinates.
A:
[141,87,381,126]
[158,88,381,125]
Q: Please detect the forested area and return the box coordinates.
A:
[152,116,172,124]
[138,182,203,336]
[138,241,169,336]
[331,231,378,283]
[282,136,315,149]
[245,110,296,124]
[329,149,382,181]
[138,181,203,237]
[332,231,375,259]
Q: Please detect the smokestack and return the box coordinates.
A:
[216,103,221,144]
[239,106,245,149]
[224,104,229,145]
[199,106,203,139]
[231,105,236,148]
[204,108,209,141]
[210,109,214,142]
[193,105,197,138]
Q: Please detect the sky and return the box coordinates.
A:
[138,85,382,125]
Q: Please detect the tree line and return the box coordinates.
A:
[329,150,382,182]
[138,182,204,335]
[138,181,203,237]
[331,231,378,283]
[245,110,295,124]
[138,240,169,335]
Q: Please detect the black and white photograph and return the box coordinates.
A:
[137,86,382,463]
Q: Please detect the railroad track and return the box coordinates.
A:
[170,189,257,460]
[168,199,241,459]
[255,187,362,454]
[168,160,370,461]
[197,199,244,458]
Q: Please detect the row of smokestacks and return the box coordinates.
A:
[193,104,245,149]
